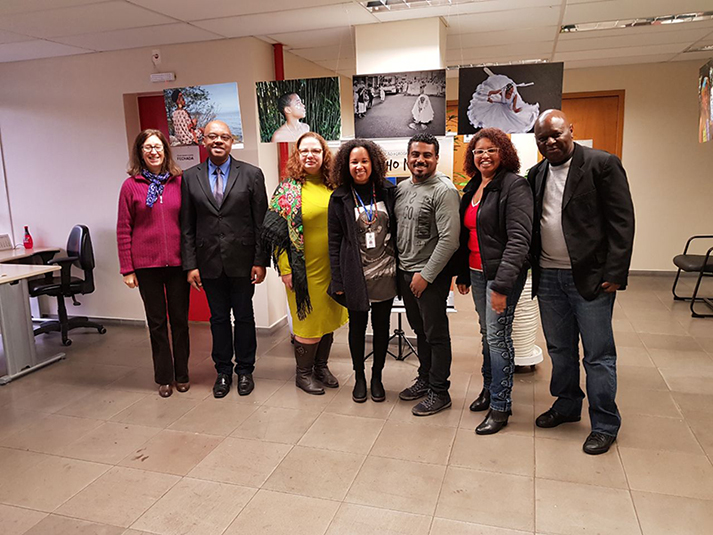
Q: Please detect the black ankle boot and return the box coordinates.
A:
[475,408,511,435]
[352,370,367,403]
[469,388,490,412]
[370,369,385,402]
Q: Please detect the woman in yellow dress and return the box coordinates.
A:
[261,132,348,395]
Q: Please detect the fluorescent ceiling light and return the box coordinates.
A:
[685,43,713,53]
[446,59,547,70]
[561,10,713,33]
[362,0,479,12]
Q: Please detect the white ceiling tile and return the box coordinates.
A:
[563,53,677,70]
[0,29,35,45]
[291,44,355,62]
[307,57,356,72]
[372,0,560,23]
[448,26,558,48]
[53,23,222,52]
[671,50,713,62]
[129,0,348,21]
[554,42,689,62]
[447,41,554,63]
[563,0,713,25]
[444,6,562,34]
[0,0,111,16]
[560,18,713,40]
[556,28,712,52]
[193,3,377,38]
[0,1,175,38]
[267,27,354,49]
[0,39,91,63]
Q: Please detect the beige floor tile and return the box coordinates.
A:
[224,489,339,535]
[346,455,445,515]
[23,515,125,535]
[0,503,46,535]
[611,331,644,348]
[263,380,340,410]
[616,414,703,453]
[0,413,102,455]
[436,466,534,532]
[57,389,147,420]
[0,447,49,481]
[39,361,134,389]
[683,410,713,450]
[133,478,255,535]
[119,429,222,476]
[8,383,98,414]
[647,348,713,369]
[616,387,681,418]
[370,421,456,465]
[58,422,160,464]
[671,391,713,416]
[632,491,713,535]
[617,365,669,392]
[430,517,531,535]
[227,378,288,405]
[111,395,200,428]
[253,355,297,381]
[324,378,397,420]
[659,366,713,395]
[122,530,154,535]
[619,447,713,500]
[0,455,109,512]
[231,405,320,444]
[640,333,704,352]
[0,407,47,442]
[535,479,640,535]
[264,445,363,500]
[107,369,157,393]
[188,436,291,487]
[617,346,655,367]
[168,397,257,435]
[56,466,179,527]
[298,412,384,454]
[449,428,534,477]
[326,503,431,535]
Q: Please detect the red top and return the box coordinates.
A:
[464,200,482,270]
[116,175,183,275]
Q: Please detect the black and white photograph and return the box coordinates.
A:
[458,63,564,135]
[353,69,446,139]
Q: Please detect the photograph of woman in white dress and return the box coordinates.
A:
[409,94,434,130]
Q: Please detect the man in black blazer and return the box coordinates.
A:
[528,110,635,455]
[181,120,268,398]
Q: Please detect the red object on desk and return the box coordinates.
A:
[23,226,33,249]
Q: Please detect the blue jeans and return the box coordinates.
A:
[537,268,620,437]
[470,269,526,412]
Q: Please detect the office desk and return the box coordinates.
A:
[0,247,61,265]
[0,264,64,384]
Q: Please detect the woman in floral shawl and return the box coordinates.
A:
[261,132,348,395]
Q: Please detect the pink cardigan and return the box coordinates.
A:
[117,174,183,275]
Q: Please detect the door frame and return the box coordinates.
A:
[563,90,625,159]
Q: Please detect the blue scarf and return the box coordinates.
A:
[142,169,170,207]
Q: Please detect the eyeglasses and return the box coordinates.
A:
[142,145,164,153]
[206,134,233,142]
[299,149,323,156]
[473,148,499,156]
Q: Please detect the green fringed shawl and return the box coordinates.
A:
[260,177,311,320]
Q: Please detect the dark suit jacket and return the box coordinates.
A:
[527,143,635,300]
[181,156,269,279]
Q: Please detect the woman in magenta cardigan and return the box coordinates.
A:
[117,129,190,398]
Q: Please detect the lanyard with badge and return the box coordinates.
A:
[352,185,378,249]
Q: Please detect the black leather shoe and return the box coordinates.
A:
[237,374,255,396]
[370,377,386,403]
[535,408,581,428]
[399,377,429,401]
[475,408,511,435]
[213,374,232,398]
[352,376,367,403]
[583,432,616,455]
[469,388,490,412]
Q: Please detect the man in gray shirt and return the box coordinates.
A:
[395,133,461,416]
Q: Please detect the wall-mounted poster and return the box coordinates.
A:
[699,59,713,143]
[353,69,446,139]
[458,63,564,135]
[256,77,341,143]
[163,83,243,146]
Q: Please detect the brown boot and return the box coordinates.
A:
[294,341,325,395]
[313,332,339,388]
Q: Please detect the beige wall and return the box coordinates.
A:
[447,60,713,271]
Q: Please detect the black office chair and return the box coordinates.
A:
[29,225,106,346]
[672,234,713,318]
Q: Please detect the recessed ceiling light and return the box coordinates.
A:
[685,43,713,53]
[561,10,713,33]
[446,59,547,70]
[362,0,479,12]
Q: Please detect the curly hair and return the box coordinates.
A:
[331,139,388,190]
[463,127,520,178]
[127,129,181,177]
[407,133,439,155]
[284,132,337,189]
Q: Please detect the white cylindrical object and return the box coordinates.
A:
[513,272,543,366]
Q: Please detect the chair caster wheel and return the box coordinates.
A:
[98,327,107,334]
[62,339,72,347]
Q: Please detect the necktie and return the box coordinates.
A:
[213,167,224,206]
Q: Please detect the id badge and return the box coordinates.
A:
[365,231,376,249]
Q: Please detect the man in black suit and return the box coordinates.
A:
[181,120,268,398]
[528,110,635,455]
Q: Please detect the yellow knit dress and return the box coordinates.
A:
[279,174,348,338]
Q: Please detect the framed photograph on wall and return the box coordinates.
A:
[256,77,341,143]
[458,63,564,134]
[699,59,713,143]
[163,82,243,146]
[353,69,446,139]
